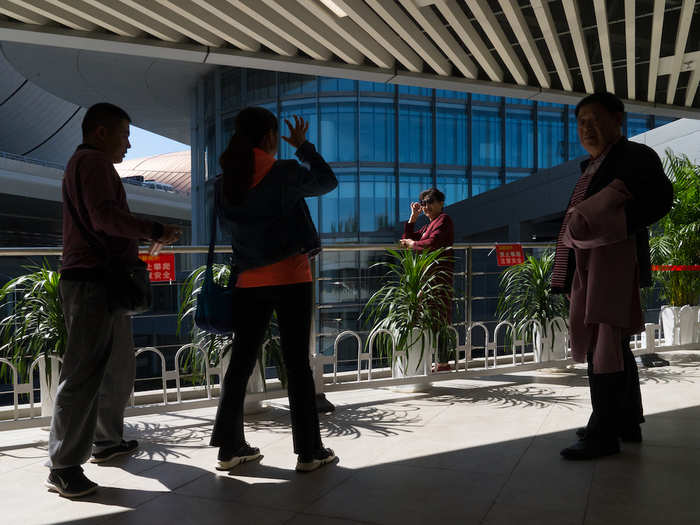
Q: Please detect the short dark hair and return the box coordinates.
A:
[574,92,624,118]
[419,187,445,203]
[82,103,131,136]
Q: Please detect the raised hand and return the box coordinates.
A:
[409,201,422,222]
[281,115,309,149]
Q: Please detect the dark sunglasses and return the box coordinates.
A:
[419,198,435,206]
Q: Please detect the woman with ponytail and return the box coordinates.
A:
[210,106,338,473]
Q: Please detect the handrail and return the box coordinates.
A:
[0,242,556,257]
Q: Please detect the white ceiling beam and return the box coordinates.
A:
[498,0,549,88]
[366,0,451,76]
[155,0,259,52]
[593,0,615,93]
[399,1,477,79]
[530,0,572,91]
[561,0,593,93]
[0,1,50,24]
[666,0,695,105]
[231,0,332,61]
[44,0,143,37]
[81,0,185,42]
[434,0,503,82]
[117,0,224,47]
[260,0,363,64]
[191,0,296,56]
[330,0,424,73]
[647,0,665,102]
[7,0,95,31]
[297,0,394,69]
[624,0,635,99]
[685,67,699,107]
[466,0,527,85]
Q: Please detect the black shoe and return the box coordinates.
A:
[216,442,262,471]
[576,426,642,443]
[296,447,337,473]
[316,393,336,413]
[561,439,620,460]
[45,467,98,498]
[91,439,138,463]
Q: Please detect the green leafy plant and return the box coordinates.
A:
[649,151,700,306]
[177,264,286,388]
[0,261,65,382]
[360,247,454,374]
[496,251,568,344]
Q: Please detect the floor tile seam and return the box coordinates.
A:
[283,510,380,525]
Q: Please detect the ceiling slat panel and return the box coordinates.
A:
[399,1,477,79]
[366,0,451,76]
[260,0,363,65]
[531,0,572,91]
[156,0,260,52]
[624,0,635,99]
[330,0,424,73]
[647,0,665,102]
[593,0,615,93]
[297,0,394,69]
[466,0,527,85]
[434,0,503,82]
[561,0,593,93]
[81,0,186,42]
[0,1,50,24]
[7,0,96,31]
[498,0,549,88]
[685,68,699,107]
[233,0,333,61]
[44,0,143,37]
[666,0,695,105]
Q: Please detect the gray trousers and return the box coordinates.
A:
[48,279,135,469]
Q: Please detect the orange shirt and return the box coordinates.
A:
[235,148,312,288]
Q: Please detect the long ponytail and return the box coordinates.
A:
[220,106,278,204]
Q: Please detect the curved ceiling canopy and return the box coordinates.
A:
[0,0,698,119]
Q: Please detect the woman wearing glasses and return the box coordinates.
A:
[400,188,455,370]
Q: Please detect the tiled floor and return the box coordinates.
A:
[2,351,700,525]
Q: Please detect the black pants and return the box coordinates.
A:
[210,282,321,457]
[586,336,644,441]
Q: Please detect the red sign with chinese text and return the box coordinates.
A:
[139,253,176,282]
[496,244,525,266]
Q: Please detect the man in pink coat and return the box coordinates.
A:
[552,92,673,460]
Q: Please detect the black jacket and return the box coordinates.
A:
[216,141,337,272]
[552,137,673,294]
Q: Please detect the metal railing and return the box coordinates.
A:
[0,243,691,430]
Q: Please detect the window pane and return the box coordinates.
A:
[437,170,468,205]
[538,108,565,168]
[221,70,242,113]
[398,85,431,97]
[321,102,357,162]
[398,169,432,221]
[505,171,531,184]
[320,78,356,92]
[436,89,467,100]
[399,103,432,164]
[654,116,675,128]
[280,102,317,159]
[472,94,500,103]
[359,169,396,231]
[472,105,501,167]
[436,106,467,166]
[506,97,533,105]
[247,69,276,102]
[505,107,534,168]
[321,169,357,234]
[359,101,395,162]
[280,73,316,97]
[359,81,394,93]
[472,170,500,196]
[568,107,586,159]
[627,113,650,137]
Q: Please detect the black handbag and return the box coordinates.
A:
[194,206,238,335]
[63,166,152,316]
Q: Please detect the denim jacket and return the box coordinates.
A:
[215,141,337,272]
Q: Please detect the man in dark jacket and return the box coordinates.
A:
[46,103,181,497]
[551,92,673,460]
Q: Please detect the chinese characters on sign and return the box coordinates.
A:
[139,253,176,282]
[496,244,525,266]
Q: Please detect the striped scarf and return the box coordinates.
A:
[551,144,613,289]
